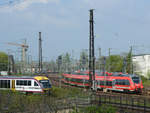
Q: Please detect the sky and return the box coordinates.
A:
[0,0,150,61]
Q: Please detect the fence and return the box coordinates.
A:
[98,94,150,113]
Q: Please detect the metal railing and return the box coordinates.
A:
[98,94,150,113]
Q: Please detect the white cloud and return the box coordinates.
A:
[0,0,60,12]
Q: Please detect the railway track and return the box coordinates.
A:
[47,74,150,98]
[47,73,150,112]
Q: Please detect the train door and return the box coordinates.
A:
[12,80,15,91]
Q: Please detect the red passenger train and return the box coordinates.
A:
[62,71,143,93]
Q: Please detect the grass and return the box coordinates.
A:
[51,86,90,98]
[71,104,117,113]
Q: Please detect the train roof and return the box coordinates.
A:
[111,73,138,77]
[0,75,49,80]
[64,71,139,78]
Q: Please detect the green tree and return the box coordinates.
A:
[79,50,88,71]
[49,60,57,72]
[0,52,8,71]
[126,48,132,74]
[96,56,104,71]
[56,55,62,72]
[147,70,150,79]
[62,53,71,72]
[106,55,123,72]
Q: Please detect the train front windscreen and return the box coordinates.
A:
[40,80,51,88]
[132,77,140,84]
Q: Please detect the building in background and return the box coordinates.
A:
[132,54,150,78]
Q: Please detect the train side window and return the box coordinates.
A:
[120,80,123,85]
[1,80,4,88]
[66,78,69,81]
[4,80,7,88]
[72,78,75,82]
[1,80,3,88]
[116,79,122,85]
[106,81,112,86]
[7,80,10,88]
[28,81,31,86]
[100,81,104,85]
[80,79,83,83]
[85,80,89,83]
[72,78,74,82]
[70,78,72,82]
[20,80,23,85]
[109,81,112,86]
[97,80,100,85]
[24,80,27,86]
[2,80,4,88]
[0,80,2,88]
[115,79,119,85]
[16,80,31,86]
[127,80,130,85]
[119,80,122,85]
[122,80,125,85]
[125,80,130,85]
[34,81,39,86]
[118,80,121,85]
[0,80,10,88]
[76,79,79,82]
[112,80,116,86]
[16,80,20,85]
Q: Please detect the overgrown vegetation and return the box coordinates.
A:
[71,105,117,113]
[51,86,89,98]
[141,76,150,86]
[0,87,91,112]
[0,87,119,113]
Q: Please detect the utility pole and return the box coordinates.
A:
[103,57,107,92]
[123,57,127,73]
[7,49,10,75]
[39,32,43,73]
[89,9,96,91]
[99,48,101,71]
[130,46,133,74]
[108,48,111,72]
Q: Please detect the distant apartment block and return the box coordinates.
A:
[132,54,150,78]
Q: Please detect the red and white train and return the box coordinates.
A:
[62,71,143,93]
